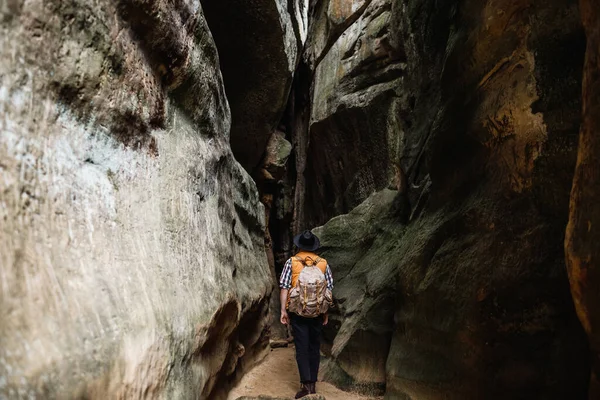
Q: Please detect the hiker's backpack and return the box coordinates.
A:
[287,253,333,318]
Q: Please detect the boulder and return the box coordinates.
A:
[269,339,289,349]
[259,131,293,183]
[314,190,401,395]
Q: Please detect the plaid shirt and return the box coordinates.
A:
[279,257,334,290]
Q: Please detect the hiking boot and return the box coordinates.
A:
[308,382,316,394]
[294,383,311,399]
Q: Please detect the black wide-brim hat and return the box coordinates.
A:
[293,230,321,251]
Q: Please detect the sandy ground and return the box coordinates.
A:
[228,347,382,400]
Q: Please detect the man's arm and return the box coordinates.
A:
[280,288,289,325]
[279,259,292,325]
[323,264,334,325]
[325,264,334,290]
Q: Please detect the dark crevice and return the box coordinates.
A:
[201,0,295,171]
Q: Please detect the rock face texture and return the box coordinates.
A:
[304,0,405,227]
[313,190,400,394]
[302,0,591,398]
[566,0,600,398]
[0,1,278,398]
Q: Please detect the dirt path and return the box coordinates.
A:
[228,347,382,400]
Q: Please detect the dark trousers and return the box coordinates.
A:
[290,312,323,383]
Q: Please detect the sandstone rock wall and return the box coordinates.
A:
[0,1,287,398]
[305,0,591,398]
[304,0,405,228]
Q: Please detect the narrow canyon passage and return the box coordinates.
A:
[228,347,381,400]
[1,0,600,399]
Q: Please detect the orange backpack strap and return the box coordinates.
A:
[315,257,327,273]
[296,255,320,267]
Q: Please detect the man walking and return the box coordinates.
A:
[279,230,334,399]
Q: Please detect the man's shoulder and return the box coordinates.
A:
[293,252,326,262]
